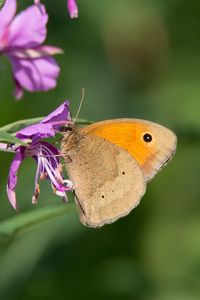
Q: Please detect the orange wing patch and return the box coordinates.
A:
[80,121,157,167]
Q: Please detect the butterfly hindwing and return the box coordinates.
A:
[62,130,146,227]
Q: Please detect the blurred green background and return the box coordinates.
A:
[0,0,200,299]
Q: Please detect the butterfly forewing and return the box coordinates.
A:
[80,119,177,181]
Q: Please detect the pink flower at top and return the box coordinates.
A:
[0,0,63,100]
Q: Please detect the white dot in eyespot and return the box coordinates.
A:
[143,133,153,143]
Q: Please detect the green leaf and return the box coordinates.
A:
[0,118,92,134]
[0,131,29,147]
[0,203,76,243]
[74,118,93,125]
[0,0,6,10]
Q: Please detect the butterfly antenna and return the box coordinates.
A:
[73,88,85,124]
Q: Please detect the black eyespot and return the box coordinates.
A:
[143,133,152,143]
[122,171,125,175]
[102,195,105,199]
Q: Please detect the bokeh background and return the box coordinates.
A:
[0,0,200,299]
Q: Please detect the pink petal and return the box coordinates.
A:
[16,123,55,141]
[42,101,71,126]
[67,0,78,18]
[7,149,25,209]
[8,4,48,48]
[0,0,17,31]
[9,56,60,93]
[16,101,70,139]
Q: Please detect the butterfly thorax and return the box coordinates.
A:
[61,125,83,153]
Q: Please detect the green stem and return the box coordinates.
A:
[0,203,75,243]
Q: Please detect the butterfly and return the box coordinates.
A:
[61,119,177,228]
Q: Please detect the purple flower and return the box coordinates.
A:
[0,0,63,100]
[67,0,78,18]
[0,101,72,209]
